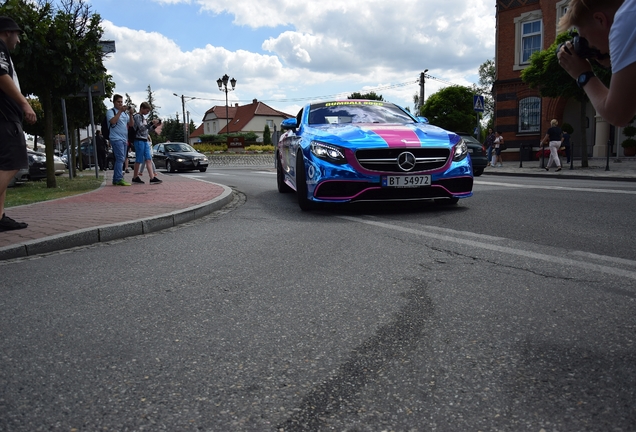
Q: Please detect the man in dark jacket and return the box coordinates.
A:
[95,129,107,171]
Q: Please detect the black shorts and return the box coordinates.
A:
[0,121,28,171]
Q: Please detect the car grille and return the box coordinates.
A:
[355,148,450,173]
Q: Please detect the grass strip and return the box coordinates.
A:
[5,174,104,208]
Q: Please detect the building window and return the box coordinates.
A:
[266,120,274,128]
[518,97,541,133]
[522,21,542,63]
[514,11,543,70]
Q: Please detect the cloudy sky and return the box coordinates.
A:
[90,0,496,125]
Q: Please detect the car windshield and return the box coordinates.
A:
[308,101,414,125]
[165,144,194,152]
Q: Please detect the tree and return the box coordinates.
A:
[2,0,107,187]
[263,124,272,145]
[348,91,384,101]
[521,32,610,167]
[421,86,477,133]
[145,84,160,120]
[476,58,495,124]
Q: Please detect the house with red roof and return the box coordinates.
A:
[191,99,292,145]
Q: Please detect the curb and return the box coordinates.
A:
[0,185,234,261]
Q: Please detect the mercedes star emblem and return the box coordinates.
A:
[397,151,417,172]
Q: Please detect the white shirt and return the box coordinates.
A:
[609,0,636,73]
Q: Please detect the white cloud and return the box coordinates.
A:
[100,0,495,123]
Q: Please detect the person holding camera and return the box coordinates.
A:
[107,94,134,186]
[131,102,161,184]
[557,0,636,127]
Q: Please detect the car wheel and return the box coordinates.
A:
[434,197,460,206]
[166,160,176,173]
[474,168,484,176]
[295,150,314,211]
[199,167,207,172]
[277,152,292,193]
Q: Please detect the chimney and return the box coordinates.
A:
[253,99,258,104]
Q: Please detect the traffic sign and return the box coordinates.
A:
[473,95,485,112]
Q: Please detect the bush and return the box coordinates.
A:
[245,145,275,152]
[621,138,636,148]
[193,143,227,152]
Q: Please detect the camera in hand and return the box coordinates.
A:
[557,32,609,61]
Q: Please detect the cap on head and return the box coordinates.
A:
[0,16,22,33]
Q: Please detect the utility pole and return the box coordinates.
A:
[418,69,428,113]
[181,95,187,142]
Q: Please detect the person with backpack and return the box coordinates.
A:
[106,94,134,186]
[131,102,162,184]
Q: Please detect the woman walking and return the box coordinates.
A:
[541,119,563,172]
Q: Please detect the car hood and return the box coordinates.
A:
[166,151,205,158]
[306,123,457,149]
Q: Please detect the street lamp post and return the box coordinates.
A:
[173,93,196,143]
[217,74,237,133]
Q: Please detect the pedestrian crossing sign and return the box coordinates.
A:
[473,95,485,112]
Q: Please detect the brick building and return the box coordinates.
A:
[494,0,627,160]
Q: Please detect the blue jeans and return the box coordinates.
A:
[111,139,126,183]
[486,145,492,162]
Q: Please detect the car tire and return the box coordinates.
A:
[166,160,176,173]
[474,168,484,176]
[199,167,207,172]
[434,197,460,206]
[295,150,314,211]
[277,152,292,193]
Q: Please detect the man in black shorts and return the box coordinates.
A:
[0,16,37,231]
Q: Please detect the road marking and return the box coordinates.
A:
[339,216,636,281]
[253,171,276,175]
[475,180,636,195]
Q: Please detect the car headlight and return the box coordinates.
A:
[310,141,346,164]
[453,139,468,161]
[30,155,46,163]
[175,158,186,162]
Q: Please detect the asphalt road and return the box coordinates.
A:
[1,167,635,431]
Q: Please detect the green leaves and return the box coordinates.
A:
[421,86,478,133]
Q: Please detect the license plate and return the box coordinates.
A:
[382,175,431,188]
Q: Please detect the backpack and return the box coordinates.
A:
[128,113,140,143]
[100,108,116,140]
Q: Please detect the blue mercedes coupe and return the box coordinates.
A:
[276,100,473,210]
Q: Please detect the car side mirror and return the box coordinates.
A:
[281,118,298,131]
[416,116,429,124]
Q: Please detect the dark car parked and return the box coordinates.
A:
[456,132,487,176]
[27,149,66,180]
[152,142,208,173]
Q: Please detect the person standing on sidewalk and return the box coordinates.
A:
[562,129,571,164]
[0,17,37,232]
[107,94,133,186]
[131,102,161,184]
[492,131,504,167]
[95,129,107,171]
[541,119,563,172]
[484,128,495,167]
